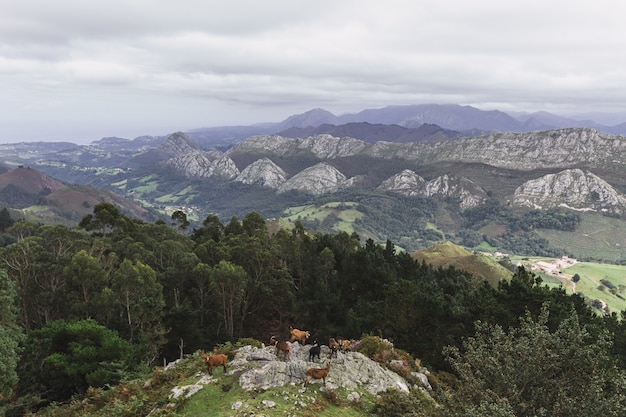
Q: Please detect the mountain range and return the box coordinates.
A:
[3,103,626,260]
[185,104,626,147]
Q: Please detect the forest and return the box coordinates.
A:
[1,202,626,416]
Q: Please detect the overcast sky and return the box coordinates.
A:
[2,0,626,143]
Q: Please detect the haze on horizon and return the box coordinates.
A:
[2,0,626,144]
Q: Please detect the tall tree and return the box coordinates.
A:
[63,250,109,321]
[79,202,123,236]
[111,259,165,363]
[208,260,247,339]
[0,269,23,403]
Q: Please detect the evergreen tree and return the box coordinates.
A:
[0,269,22,404]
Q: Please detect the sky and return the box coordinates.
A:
[2,0,626,144]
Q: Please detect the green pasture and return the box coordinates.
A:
[567,262,626,314]
[510,255,626,315]
[536,213,626,262]
[111,178,127,189]
[155,185,198,204]
[131,180,160,195]
[282,202,364,234]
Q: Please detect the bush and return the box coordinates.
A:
[16,319,132,404]
[372,388,438,417]
[355,334,395,363]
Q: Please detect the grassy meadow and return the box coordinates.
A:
[536,213,626,262]
[511,255,626,315]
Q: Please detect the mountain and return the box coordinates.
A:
[180,104,626,147]
[5,107,626,259]
[0,166,157,224]
[411,241,513,287]
[513,169,626,215]
[236,158,287,188]
[277,162,358,195]
[277,122,462,143]
[378,171,487,210]
[160,132,239,179]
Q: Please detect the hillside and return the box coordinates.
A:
[25,339,435,417]
[3,125,626,259]
[0,166,158,224]
[411,241,513,287]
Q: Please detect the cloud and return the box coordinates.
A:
[1,0,626,142]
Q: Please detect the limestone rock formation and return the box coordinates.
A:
[235,158,287,188]
[378,170,487,209]
[277,162,354,195]
[513,168,626,214]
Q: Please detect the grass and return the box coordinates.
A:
[510,255,626,315]
[282,202,365,235]
[33,350,377,417]
[132,181,160,195]
[566,262,626,314]
[536,213,626,262]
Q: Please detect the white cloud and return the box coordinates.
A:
[1,0,626,142]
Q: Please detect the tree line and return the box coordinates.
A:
[1,202,626,414]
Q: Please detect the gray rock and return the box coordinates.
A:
[513,168,626,214]
[232,343,409,394]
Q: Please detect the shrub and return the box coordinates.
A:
[236,337,263,349]
[355,334,395,363]
[372,388,438,417]
[16,319,132,404]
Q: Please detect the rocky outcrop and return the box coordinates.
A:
[230,134,369,159]
[377,169,426,196]
[231,128,626,172]
[277,162,355,195]
[160,132,239,179]
[422,175,488,210]
[230,342,411,394]
[378,170,487,209]
[235,158,287,188]
[513,169,626,214]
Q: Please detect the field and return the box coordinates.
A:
[536,213,626,262]
[283,202,365,235]
[511,255,626,315]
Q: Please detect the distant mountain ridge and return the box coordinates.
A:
[185,103,626,147]
[3,103,626,258]
[277,122,462,143]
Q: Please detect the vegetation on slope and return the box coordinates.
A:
[2,203,626,415]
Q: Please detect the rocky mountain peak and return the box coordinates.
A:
[378,170,487,209]
[159,132,238,179]
[377,169,425,195]
[278,162,353,195]
[159,132,201,157]
[236,158,287,188]
[513,168,626,214]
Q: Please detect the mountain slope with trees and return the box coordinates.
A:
[2,204,626,415]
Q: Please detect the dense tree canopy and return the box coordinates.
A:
[0,205,624,414]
